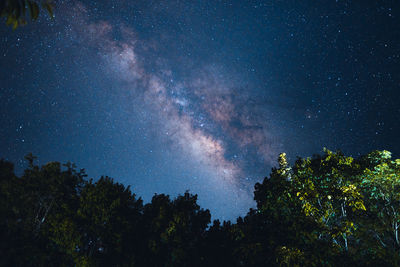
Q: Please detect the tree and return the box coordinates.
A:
[249,150,370,266]
[290,149,366,253]
[202,220,238,267]
[1,149,399,266]
[142,192,211,267]
[52,176,144,266]
[250,152,325,266]
[1,0,53,29]
[0,156,86,266]
[356,150,400,264]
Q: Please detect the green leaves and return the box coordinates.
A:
[0,150,399,266]
[358,153,400,256]
[27,1,39,20]
[251,149,400,265]
[142,192,211,266]
[1,0,54,29]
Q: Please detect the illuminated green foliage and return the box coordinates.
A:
[356,150,400,263]
[250,149,400,266]
[0,149,399,266]
[291,149,366,251]
[0,0,53,29]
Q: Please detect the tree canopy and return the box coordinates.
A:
[1,149,399,266]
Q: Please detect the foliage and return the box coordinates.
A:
[0,149,399,266]
[0,0,53,29]
[356,150,400,264]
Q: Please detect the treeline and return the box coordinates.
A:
[1,149,400,266]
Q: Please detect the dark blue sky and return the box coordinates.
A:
[1,0,399,220]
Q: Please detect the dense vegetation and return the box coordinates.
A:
[1,149,399,266]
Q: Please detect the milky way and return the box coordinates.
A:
[58,1,286,217]
[1,0,399,220]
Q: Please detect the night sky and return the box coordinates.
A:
[1,0,399,221]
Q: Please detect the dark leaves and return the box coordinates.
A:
[0,150,399,266]
[1,0,54,29]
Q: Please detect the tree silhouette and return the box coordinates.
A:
[1,149,400,266]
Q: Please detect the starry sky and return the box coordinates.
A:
[1,0,399,220]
